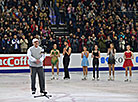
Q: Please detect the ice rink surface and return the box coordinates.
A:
[0,71,138,102]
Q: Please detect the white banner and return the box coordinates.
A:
[0,53,138,70]
[62,53,138,68]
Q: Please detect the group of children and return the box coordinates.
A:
[50,43,134,82]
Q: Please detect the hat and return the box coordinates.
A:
[32,38,39,43]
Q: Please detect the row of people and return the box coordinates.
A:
[50,42,134,82]
[27,39,134,95]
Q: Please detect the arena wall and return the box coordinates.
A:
[0,53,138,73]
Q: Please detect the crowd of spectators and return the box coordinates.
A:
[0,0,138,54]
[65,0,138,52]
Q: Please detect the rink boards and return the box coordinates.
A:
[0,53,138,73]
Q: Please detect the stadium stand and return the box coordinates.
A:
[0,0,138,53]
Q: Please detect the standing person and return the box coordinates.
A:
[72,35,79,53]
[27,38,46,94]
[63,41,72,80]
[79,35,87,52]
[91,45,100,81]
[2,35,11,53]
[81,46,89,80]
[20,35,28,53]
[12,35,20,53]
[50,44,60,80]
[107,43,116,81]
[0,36,3,53]
[123,45,134,82]
[48,37,54,53]
[55,3,60,27]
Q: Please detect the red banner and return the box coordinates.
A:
[0,56,51,67]
[43,56,51,66]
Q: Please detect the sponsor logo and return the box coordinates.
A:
[0,56,51,67]
[101,57,124,64]
[136,57,138,63]
[0,56,28,67]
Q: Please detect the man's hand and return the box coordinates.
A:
[36,59,40,64]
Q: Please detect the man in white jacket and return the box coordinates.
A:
[27,38,46,94]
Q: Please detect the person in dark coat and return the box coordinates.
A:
[2,35,11,54]
[79,35,87,52]
[0,36,3,53]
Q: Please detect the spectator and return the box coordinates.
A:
[72,35,79,53]
[57,36,64,53]
[91,34,97,47]
[0,36,3,53]
[106,36,112,49]
[35,34,41,45]
[125,29,131,43]
[31,21,37,34]
[75,28,82,37]
[87,36,93,52]
[69,33,73,45]
[113,36,119,51]
[12,35,20,53]
[84,22,90,38]
[20,35,28,53]
[130,36,136,51]
[118,37,125,52]
[98,37,106,52]
[79,35,87,52]
[42,27,48,37]
[68,20,75,33]
[55,3,60,27]
[41,36,48,52]
[124,36,130,48]
[2,35,11,53]
[28,35,33,48]
[64,36,71,47]
[48,37,55,53]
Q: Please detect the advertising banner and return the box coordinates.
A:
[0,53,138,72]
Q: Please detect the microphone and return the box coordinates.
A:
[41,49,45,54]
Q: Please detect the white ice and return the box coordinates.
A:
[0,71,138,102]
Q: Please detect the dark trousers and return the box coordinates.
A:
[63,57,70,78]
[56,14,60,26]
[13,49,20,53]
[30,66,45,92]
[93,59,99,78]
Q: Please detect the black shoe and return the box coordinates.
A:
[67,77,70,79]
[32,91,36,94]
[124,79,128,82]
[63,77,67,80]
[40,90,47,94]
[64,77,70,80]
